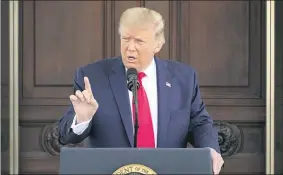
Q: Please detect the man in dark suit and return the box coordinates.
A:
[58,7,224,174]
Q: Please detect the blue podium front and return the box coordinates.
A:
[59,147,212,174]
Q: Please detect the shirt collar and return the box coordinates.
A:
[142,58,156,79]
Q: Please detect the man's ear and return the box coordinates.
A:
[153,41,163,53]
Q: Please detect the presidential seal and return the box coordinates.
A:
[113,164,157,175]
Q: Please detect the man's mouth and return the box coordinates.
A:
[127,56,136,61]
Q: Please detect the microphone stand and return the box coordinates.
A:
[133,79,139,148]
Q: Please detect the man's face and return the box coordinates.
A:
[120,25,161,72]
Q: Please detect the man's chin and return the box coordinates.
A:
[123,63,139,70]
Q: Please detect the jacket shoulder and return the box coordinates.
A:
[163,59,196,76]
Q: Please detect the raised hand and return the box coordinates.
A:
[69,76,99,124]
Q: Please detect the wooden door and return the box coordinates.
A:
[19,1,265,173]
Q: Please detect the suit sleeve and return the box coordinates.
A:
[58,67,93,145]
[188,69,221,154]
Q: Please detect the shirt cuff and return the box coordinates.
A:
[70,115,91,135]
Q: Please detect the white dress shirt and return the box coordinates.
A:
[71,59,158,147]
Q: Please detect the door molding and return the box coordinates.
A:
[265,0,275,174]
[9,1,19,174]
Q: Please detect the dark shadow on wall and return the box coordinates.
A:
[275,1,283,174]
[1,0,10,174]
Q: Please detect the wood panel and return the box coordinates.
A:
[180,1,263,100]
[19,1,266,174]
[188,1,250,86]
[22,1,104,98]
[34,2,104,85]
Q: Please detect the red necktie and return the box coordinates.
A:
[132,72,155,148]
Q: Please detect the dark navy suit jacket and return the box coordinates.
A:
[58,56,220,153]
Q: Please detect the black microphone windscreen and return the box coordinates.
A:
[126,68,138,80]
[126,68,139,91]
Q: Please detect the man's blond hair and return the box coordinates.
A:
[118,7,165,45]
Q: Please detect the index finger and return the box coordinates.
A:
[84,76,92,93]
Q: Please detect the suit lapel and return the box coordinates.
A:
[108,58,134,147]
[155,57,172,147]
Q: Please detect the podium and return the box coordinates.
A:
[59,147,212,174]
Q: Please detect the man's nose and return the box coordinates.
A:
[127,40,136,51]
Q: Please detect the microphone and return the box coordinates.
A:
[126,68,139,148]
[126,69,140,91]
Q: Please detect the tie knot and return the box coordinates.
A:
[138,72,146,83]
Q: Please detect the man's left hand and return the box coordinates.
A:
[209,148,224,174]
